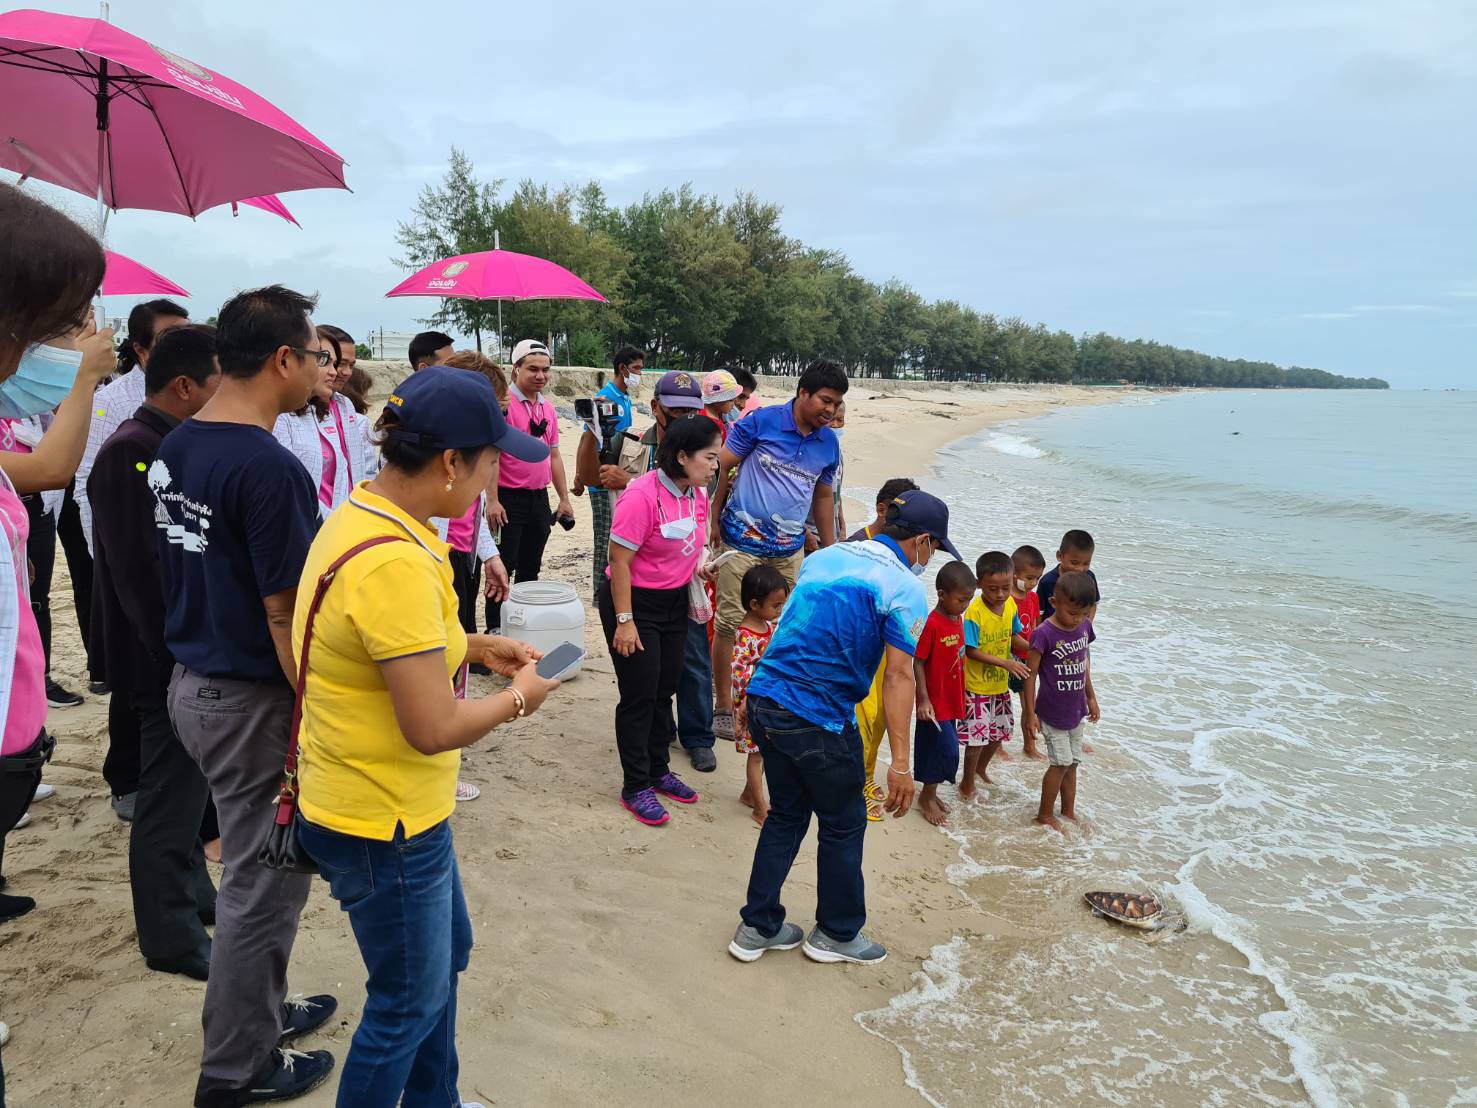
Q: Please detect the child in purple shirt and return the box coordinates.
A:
[1022,571,1101,832]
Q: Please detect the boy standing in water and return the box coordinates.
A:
[960,551,1029,799]
[911,561,975,826]
[1010,545,1047,759]
[1037,529,1098,620]
[1023,571,1101,832]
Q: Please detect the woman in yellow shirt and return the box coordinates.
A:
[293,366,558,1108]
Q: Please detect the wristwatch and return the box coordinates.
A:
[616,612,635,624]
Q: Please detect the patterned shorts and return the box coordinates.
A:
[961,692,1013,747]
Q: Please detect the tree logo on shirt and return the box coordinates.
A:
[148,459,211,553]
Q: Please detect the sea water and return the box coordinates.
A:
[857,390,1477,1108]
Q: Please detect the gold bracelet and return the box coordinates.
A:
[505,687,527,718]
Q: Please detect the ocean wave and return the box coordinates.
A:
[981,431,1047,459]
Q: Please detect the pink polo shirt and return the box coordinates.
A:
[498,385,558,491]
[607,470,708,590]
[1,470,46,756]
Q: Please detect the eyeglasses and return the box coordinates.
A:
[290,347,334,369]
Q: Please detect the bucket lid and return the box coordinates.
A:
[507,581,579,605]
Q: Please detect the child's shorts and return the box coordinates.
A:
[914,719,960,785]
[961,692,1013,747]
[1040,720,1084,766]
[1008,673,1024,694]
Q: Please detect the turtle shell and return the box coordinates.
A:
[1085,890,1164,929]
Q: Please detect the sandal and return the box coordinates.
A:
[455,780,481,802]
[866,797,884,823]
[712,709,736,742]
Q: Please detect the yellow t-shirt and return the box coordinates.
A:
[294,484,467,840]
[963,595,1020,696]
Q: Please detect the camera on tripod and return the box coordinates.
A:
[574,396,625,466]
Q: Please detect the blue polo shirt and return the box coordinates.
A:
[719,401,840,557]
[747,536,928,733]
[595,380,633,437]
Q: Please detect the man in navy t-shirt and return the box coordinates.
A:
[155,285,338,1105]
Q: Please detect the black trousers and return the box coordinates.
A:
[103,688,142,797]
[0,731,50,878]
[130,691,215,962]
[598,580,688,796]
[497,486,552,584]
[22,488,92,677]
[450,549,482,635]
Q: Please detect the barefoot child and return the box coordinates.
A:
[733,564,790,826]
[1009,545,1047,759]
[1036,529,1099,751]
[960,551,1030,799]
[1022,571,1101,832]
[911,561,975,826]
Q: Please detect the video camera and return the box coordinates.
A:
[574,396,625,466]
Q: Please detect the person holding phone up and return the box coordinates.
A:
[291,366,560,1107]
[599,415,724,827]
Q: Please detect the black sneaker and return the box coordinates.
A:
[194,1049,334,1107]
[0,892,36,922]
[279,994,337,1043]
[688,746,718,773]
[88,679,110,695]
[45,679,83,708]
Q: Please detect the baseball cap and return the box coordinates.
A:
[383,366,549,462]
[702,369,741,404]
[884,490,962,561]
[654,370,703,410]
[510,338,550,365]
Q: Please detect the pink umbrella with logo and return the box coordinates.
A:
[102,249,189,297]
[384,250,608,304]
[0,8,346,226]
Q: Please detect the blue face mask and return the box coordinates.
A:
[0,343,84,419]
[910,560,926,577]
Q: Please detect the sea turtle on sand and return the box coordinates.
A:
[1084,890,1168,930]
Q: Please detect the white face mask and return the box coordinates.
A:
[625,371,643,392]
[1016,577,1033,592]
[0,343,84,419]
[833,427,847,441]
[658,496,699,555]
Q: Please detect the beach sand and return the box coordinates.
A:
[1,382,1121,1106]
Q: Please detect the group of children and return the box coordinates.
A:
[727,500,1102,833]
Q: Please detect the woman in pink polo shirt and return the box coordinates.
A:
[598,416,723,826]
[487,339,573,589]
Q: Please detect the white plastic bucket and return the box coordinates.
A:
[500,581,587,680]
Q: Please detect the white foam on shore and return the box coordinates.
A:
[981,431,1046,458]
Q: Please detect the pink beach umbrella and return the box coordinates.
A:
[0,9,347,224]
[231,194,300,227]
[384,250,608,304]
[102,249,189,297]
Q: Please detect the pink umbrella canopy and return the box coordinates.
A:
[102,249,188,297]
[230,194,300,226]
[0,9,346,216]
[384,250,608,304]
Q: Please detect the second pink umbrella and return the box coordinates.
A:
[384,250,607,303]
[102,249,189,297]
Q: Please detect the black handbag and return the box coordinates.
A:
[258,535,405,873]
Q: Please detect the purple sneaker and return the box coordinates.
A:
[655,772,699,805]
[621,788,670,826]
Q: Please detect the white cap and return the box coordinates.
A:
[511,339,551,365]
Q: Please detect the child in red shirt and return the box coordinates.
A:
[1010,545,1048,760]
[912,561,978,827]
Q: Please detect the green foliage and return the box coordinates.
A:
[393,149,1387,389]
[354,342,373,360]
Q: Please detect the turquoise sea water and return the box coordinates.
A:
[857,390,1476,1108]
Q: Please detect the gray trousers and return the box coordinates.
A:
[169,666,312,1094]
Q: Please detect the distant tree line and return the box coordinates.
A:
[395,149,1388,390]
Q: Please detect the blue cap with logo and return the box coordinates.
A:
[654,370,704,410]
[383,366,549,461]
[884,489,962,561]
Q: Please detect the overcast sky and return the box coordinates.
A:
[18,0,1476,387]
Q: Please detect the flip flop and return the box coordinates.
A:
[455,780,481,802]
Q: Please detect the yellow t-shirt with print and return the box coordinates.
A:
[294,484,467,841]
[963,594,1020,696]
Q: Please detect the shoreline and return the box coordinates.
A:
[3,382,1128,1106]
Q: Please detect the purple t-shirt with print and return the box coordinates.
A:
[1030,618,1095,730]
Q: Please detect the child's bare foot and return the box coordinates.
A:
[1022,744,1047,761]
[974,765,994,785]
[739,785,756,809]
[203,838,222,865]
[752,803,769,827]
[958,781,977,802]
[994,745,1013,762]
[919,794,949,826]
[1034,814,1065,833]
[1082,743,1095,754]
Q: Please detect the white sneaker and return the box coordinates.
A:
[14,811,31,830]
[455,780,481,802]
[0,1020,10,1047]
[32,783,55,802]
[462,1102,487,1108]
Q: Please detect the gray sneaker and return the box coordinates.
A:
[802,927,887,965]
[728,921,804,963]
[111,792,137,823]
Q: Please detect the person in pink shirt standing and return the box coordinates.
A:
[487,340,574,610]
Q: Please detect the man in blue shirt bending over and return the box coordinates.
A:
[728,490,962,966]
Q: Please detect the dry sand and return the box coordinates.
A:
[1,381,1122,1106]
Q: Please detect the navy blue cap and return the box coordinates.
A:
[884,490,962,561]
[383,366,549,462]
[654,370,704,410]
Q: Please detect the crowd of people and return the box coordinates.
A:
[0,181,1104,1107]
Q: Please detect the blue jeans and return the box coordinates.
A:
[298,817,473,1108]
[740,695,868,942]
[677,618,715,749]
